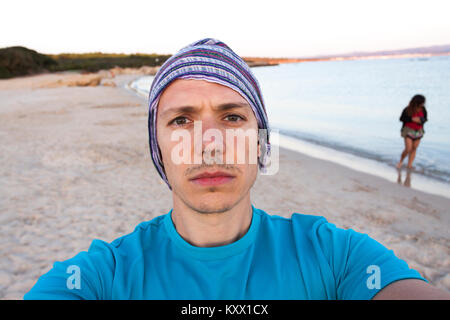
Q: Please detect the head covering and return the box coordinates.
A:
[148,38,271,189]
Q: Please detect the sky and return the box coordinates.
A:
[2,0,450,58]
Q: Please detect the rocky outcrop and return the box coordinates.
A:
[109,66,160,76]
[39,66,160,88]
[40,74,102,88]
[102,80,117,87]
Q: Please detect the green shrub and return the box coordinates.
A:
[0,46,58,79]
[0,47,171,78]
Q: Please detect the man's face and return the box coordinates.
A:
[156,79,260,213]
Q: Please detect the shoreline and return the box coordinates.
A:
[0,73,448,299]
[274,133,450,200]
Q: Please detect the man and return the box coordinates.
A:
[24,38,449,300]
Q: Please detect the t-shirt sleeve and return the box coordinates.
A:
[23,239,116,300]
[311,219,428,300]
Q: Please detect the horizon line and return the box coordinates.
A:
[2,42,450,61]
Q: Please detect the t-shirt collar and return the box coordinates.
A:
[164,204,260,260]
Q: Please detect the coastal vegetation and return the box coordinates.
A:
[0,46,58,78]
[0,46,171,79]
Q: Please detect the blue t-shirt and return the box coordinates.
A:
[24,205,426,300]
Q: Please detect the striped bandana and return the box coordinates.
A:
[148,38,271,189]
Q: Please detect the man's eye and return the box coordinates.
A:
[225,114,245,122]
[170,117,191,126]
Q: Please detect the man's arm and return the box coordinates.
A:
[372,279,450,300]
[24,239,116,300]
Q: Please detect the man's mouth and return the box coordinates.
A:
[189,171,235,186]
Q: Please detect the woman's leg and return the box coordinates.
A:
[397,137,413,168]
[407,138,421,169]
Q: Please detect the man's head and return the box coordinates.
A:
[156,78,261,213]
[148,38,271,212]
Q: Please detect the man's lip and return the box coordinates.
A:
[189,171,236,180]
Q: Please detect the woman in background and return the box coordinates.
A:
[396,94,428,170]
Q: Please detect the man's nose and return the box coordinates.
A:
[194,115,226,163]
[198,115,224,142]
[199,114,218,132]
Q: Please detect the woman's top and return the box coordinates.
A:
[400,106,428,131]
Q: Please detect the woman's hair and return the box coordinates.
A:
[406,94,426,116]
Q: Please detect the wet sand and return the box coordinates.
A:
[0,73,448,299]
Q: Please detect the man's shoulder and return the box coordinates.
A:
[84,213,168,264]
[257,208,327,227]
[23,213,170,300]
[107,213,168,250]
[256,208,367,248]
[256,207,330,238]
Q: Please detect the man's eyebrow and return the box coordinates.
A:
[159,102,251,119]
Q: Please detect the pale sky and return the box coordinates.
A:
[2,0,450,58]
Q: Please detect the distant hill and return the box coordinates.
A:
[243,44,450,66]
[0,46,58,79]
[304,44,450,60]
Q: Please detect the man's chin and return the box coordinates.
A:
[184,193,238,214]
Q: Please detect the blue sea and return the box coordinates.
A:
[130,55,450,198]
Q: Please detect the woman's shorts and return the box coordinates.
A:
[401,126,424,140]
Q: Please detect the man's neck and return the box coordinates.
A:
[171,196,253,247]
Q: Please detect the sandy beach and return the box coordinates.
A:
[0,72,448,299]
